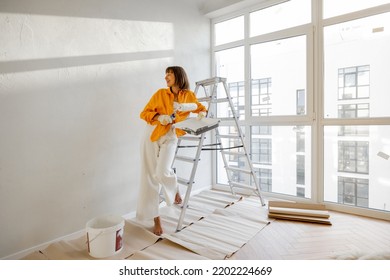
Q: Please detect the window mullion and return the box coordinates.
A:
[244,11,251,151]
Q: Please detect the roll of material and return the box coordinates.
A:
[174,102,197,112]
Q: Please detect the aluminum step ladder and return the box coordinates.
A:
[173,77,265,232]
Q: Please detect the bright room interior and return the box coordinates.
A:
[0,0,389,261]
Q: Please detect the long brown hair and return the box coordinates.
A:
[166,66,190,90]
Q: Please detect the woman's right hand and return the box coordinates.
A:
[157,114,173,125]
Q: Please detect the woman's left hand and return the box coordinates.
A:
[197,111,207,120]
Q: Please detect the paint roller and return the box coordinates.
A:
[174,102,197,112]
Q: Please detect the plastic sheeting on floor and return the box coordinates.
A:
[23,189,271,260]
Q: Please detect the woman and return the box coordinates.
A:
[137,66,207,235]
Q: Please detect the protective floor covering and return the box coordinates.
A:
[23,189,271,260]
[159,197,271,259]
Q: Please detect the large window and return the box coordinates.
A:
[213,0,312,199]
[250,0,311,37]
[251,35,307,116]
[215,16,244,46]
[212,0,390,216]
[323,5,390,214]
[215,47,245,120]
[323,0,390,19]
[324,12,390,119]
[324,125,390,212]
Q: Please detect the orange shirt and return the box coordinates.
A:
[140,88,207,141]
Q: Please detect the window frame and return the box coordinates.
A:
[210,0,390,220]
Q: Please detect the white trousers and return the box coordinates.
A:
[136,124,178,221]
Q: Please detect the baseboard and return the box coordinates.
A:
[2,228,86,260]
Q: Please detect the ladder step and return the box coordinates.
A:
[196,77,226,86]
[218,117,238,121]
[230,182,257,192]
[221,150,246,156]
[177,177,193,186]
[213,97,231,104]
[197,96,212,103]
[175,155,199,163]
[218,134,241,139]
[197,97,231,104]
[226,166,253,174]
[179,135,203,141]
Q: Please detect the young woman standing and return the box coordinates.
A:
[137,66,206,235]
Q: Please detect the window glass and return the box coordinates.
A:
[251,35,306,116]
[250,0,311,37]
[215,47,244,82]
[218,125,312,199]
[250,125,311,198]
[324,125,390,211]
[324,0,390,19]
[251,78,272,116]
[215,47,245,120]
[212,0,390,215]
[215,16,244,46]
[296,186,305,197]
[324,13,390,118]
[216,125,247,185]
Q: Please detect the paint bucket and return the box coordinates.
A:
[86,215,124,258]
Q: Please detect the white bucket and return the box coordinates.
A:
[86,215,125,258]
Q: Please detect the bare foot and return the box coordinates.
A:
[174,192,182,204]
[153,216,163,236]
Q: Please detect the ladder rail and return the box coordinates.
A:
[221,80,265,206]
[175,133,206,231]
[173,76,265,232]
[175,81,214,231]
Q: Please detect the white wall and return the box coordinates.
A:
[0,0,210,259]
